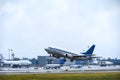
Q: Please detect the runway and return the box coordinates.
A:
[0,65,120,75]
[0,69,120,75]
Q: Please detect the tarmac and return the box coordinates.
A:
[0,65,120,75]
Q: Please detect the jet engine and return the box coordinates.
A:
[52,54,60,58]
[65,54,73,58]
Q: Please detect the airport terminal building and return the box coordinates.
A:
[37,56,60,67]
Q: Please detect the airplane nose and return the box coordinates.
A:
[45,48,48,52]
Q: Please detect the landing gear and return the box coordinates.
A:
[64,59,66,62]
[49,54,52,57]
[70,59,74,62]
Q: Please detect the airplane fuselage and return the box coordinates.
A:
[1,60,31,68]
[45,47,94,61]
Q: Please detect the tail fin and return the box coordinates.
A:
[82,45,95,55]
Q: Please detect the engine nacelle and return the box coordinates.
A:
[52,54,60,58]
[65,54,73,58]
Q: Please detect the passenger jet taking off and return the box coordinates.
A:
[45,45,97,62]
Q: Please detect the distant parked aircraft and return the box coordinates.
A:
[2,60,32,68]
[0,54,31,68]
[45,45,98,62]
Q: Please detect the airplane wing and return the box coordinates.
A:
[72,55,101,60]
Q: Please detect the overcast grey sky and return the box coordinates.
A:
[0,0,120,59]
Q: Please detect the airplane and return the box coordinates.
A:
[45,45,97,62]
[1,60,32,68]
[0,54,31,68]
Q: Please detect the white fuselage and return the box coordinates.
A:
[3,60,31,65]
